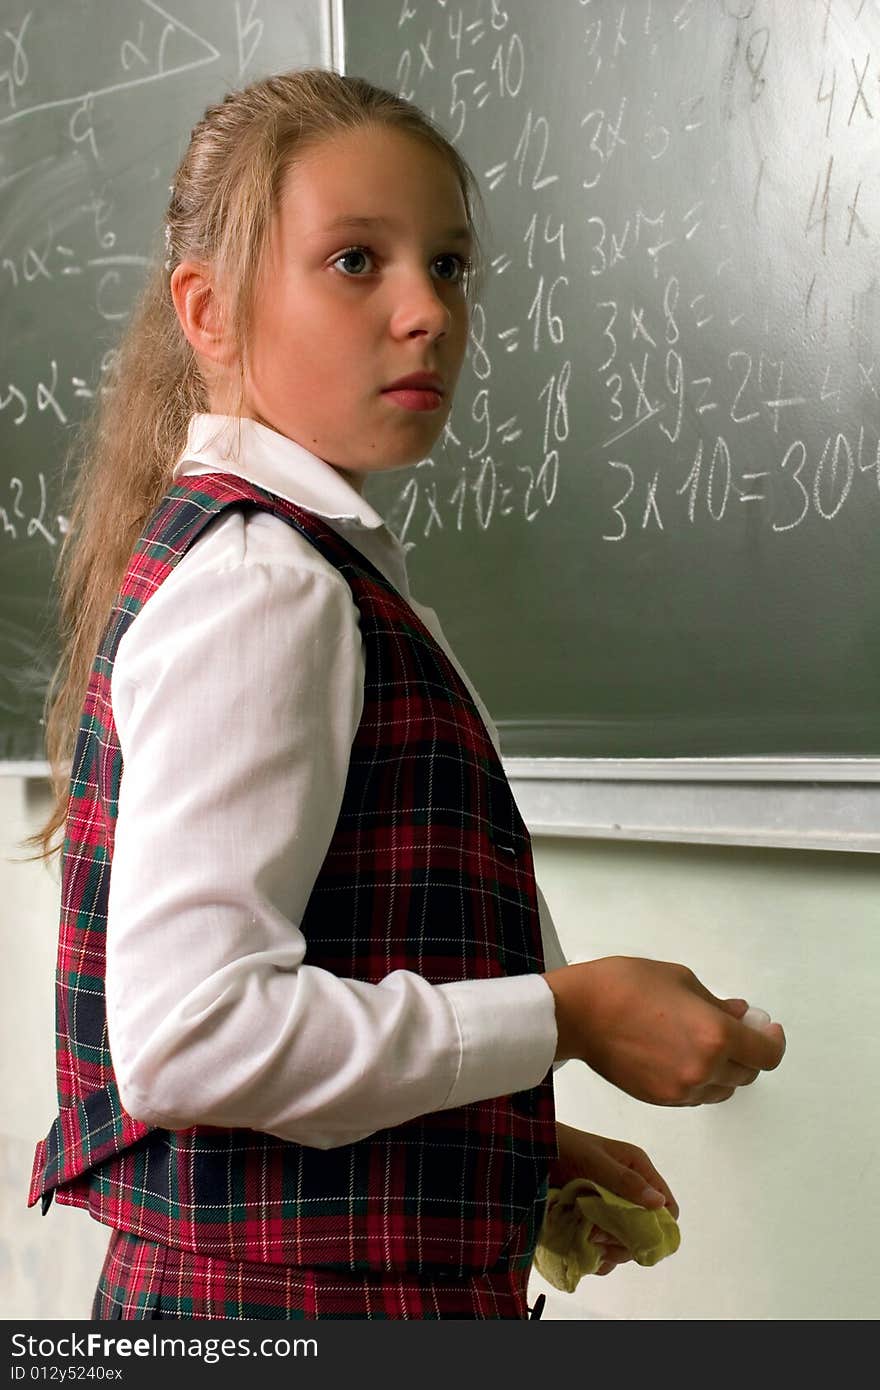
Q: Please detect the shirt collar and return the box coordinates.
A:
[173,414,387,531]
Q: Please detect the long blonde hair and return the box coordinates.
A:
[30,67,487,858]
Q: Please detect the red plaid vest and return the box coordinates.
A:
[29,473,557,1274]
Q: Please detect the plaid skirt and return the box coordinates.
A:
[92,1229,541,1320]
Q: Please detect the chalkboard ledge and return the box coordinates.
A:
[4,759,879,853]
[1,762,53,779]
[504,759,880,854]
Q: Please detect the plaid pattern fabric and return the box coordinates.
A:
[30,473,557,1279]
[91,1229,534,1320]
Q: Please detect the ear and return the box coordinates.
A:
[170,260,236,367]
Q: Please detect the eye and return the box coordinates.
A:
[433,253,472,284]
[331,246,375,276]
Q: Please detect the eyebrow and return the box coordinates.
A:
[318,214,473,245]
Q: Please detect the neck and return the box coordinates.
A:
[333,465,364,495]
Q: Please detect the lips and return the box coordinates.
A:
[382,372,444,394]
[381,386,444,412]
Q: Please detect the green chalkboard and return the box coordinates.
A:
[347,0,880,758]
[0,0,325,760]
[5,3,880,763]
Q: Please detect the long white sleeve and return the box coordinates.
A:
[106,511,560,1149]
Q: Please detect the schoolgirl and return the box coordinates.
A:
[28,69,784,1320]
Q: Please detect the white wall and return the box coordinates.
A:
[1,776,109,1319]
[5,773,878,1320]
[525,834,880,1321]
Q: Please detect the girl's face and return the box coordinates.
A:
[241,124,472,487]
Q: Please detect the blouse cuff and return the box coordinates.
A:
[436,973,559,1110]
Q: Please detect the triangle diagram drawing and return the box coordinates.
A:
[0,0,221,126]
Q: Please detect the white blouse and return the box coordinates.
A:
[105,414,566,1150]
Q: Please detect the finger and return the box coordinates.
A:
[730,1019,787,1072]
[596,1243,630,1266]
[586,1143,679,1217]
[716,1061,761,1089]
[718,997,750,1019]
[686,972,745,1013]
[627,1158,679,1218]
[611,1150,678,1217]
[691,1084,736,1105]
[590,1228,628,1257]
[598,1157,672,1213]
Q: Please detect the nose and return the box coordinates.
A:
[389,269,453,341]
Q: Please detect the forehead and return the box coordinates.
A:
[279,125,468,235]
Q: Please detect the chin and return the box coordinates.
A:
[370,439,438,472]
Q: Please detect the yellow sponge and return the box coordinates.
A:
[534,1178,681,1294]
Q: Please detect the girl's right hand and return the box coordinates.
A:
[541,956,786,1106]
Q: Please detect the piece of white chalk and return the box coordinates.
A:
[742,1006,771,1029]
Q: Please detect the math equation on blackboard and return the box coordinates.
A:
[360,0,880,555]
[3,0,880,561]
[0,1,319,558]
